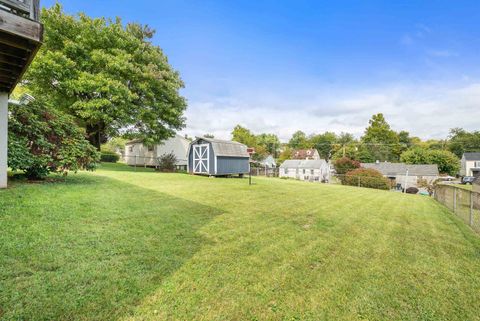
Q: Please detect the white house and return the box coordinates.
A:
[460,152,480,178]
[280,159,330,182]
[361,162,439,189]
[125,135,190,170]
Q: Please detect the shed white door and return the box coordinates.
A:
[193,144,209,174]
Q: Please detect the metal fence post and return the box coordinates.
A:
[470,191,474,226]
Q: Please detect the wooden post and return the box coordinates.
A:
[470,191,474,226]
[0,93,8,189]
[357,176,361,187]
[453,188,457,213]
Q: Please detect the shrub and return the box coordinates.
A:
[401,148,460,175]
[342,168,390,190]
[157,152,177,172]
[406,187,419,194]
[101,152,120,163]
[334,157,360,175]
[8,99,100,180]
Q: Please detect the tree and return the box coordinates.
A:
[427,150,460,176]
[24,4,187,149]
[333,157,360,175]
[309,132,337,161]
[8,99,99,180]
[277,146,293,165]
[400,148,460,175]
[256,133,280,157]
[361,113,400,162]
[288,131,310,149]
[337,132,355,145]
[398,130,413,154]
[400,148,429,164]
[448,128,480,158]
[231,125,257,147]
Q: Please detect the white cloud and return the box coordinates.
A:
[427,50,459,57]
[180,82,480,142]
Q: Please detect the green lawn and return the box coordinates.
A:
[1,163,480,320]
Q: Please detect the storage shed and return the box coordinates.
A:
[187,137,250,176]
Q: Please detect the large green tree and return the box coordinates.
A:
[256,133,281,157]
[24,4,187,149]
[447,128,480,158]
[288,131,310,149]
[231,125,257,147]
[400,148,460,175]
[309,132,337,160]
[361,113,400,162]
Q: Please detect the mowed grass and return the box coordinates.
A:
[1,163,480,320]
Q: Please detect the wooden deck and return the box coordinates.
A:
[0,0,42,93]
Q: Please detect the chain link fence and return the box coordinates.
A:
[122,155,188,171]
[250,167,279,177]
[435,184,480,233]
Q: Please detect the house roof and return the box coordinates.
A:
[463,152,480,161]
[292,149,318,159]
[194,137,250,158]
[280,159,327,169]
[361,162,439,176]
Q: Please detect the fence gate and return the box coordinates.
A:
[193,144,209,174]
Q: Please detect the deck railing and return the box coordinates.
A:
[0,0,39,21]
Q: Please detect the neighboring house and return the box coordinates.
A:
[187,137,250,176]
[280,159,330,182]
[258,155,277,168]
[125,135,190,170]
[292,149,320,160]
[460,152,480,178]
[361,162,439,188]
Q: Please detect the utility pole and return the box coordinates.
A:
[403,169,409,193]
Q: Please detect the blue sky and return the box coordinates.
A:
[42,0,480,140]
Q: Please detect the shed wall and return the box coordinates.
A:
[216,156,250,175]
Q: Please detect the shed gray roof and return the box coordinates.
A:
[193,137,250,157]
[280,159,328,169]
[361,162,439,176]
[463,152,480,160]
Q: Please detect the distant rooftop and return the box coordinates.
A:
[362,162,439,176]
[463,152,480,161]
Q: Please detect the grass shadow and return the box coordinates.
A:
[0,174,223,321]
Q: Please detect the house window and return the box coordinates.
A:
[311,169,314,175]
[475,161,480,168]
[284,168,288,174]
[296,169,299,175]
[129,146,133,152]
[303,169,306,174]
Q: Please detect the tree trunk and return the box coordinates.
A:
[86,122,107,151]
